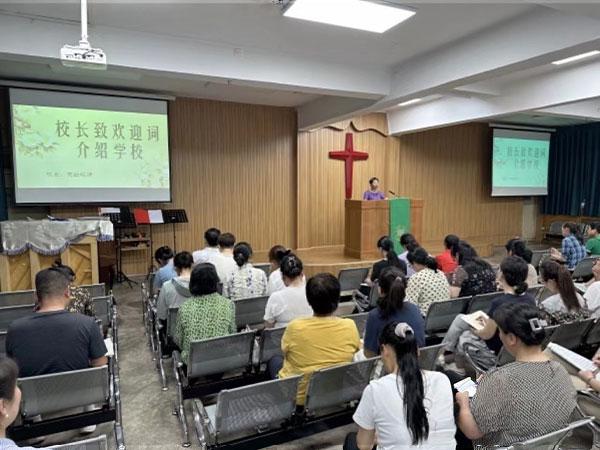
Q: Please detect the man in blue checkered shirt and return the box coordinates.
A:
[551,222,587,270]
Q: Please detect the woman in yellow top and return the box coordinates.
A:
[277,273,360,405]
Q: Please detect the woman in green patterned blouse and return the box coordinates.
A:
[48,261,96,317]
[174,263,236,363]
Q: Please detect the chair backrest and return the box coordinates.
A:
[233,296,269,329]
[167,306,180,339]
[92,296,112,331]
[49,435,108,450]
[334,301,356,317]
[19,366,110,418]
[304,358,376,415]
[572,257,599,280]
[466,291,503,314]
[541,324,560,348]
[338,268,369,293]
[0,331,6,358]
[527,285,544,300]
[368,281,380,309]
[548,221,564,236]
[342,313,369,337]
[187,330,256,379]
[0,290,36,307]
[214,376,301,444]
[507,418,592,450]
[0,305,35,331]
[258,326,286,365]
[531,250,550,270]
[78,284,106,299]
[425,296,471,334]
[584,319,600,347]
[547,319,594,350]
[254,263,271,278]
[496,347,515,366]
[418,343,444,370]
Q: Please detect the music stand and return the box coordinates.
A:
[162,209,188,253]
[105,208,138,288]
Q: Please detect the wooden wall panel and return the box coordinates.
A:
[52,98,297,274]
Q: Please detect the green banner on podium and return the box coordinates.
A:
[389,198,411,252]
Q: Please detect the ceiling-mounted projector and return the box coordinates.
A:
[60,0,107,70]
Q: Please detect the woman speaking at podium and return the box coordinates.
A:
[363,177,387,201]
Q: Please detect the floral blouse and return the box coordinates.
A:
[223,263,268,300]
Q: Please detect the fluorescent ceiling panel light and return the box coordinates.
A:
[283,0,415,33]
[398,98,421,106]
[552,50,600,65]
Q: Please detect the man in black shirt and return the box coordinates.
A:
[7,267,107,377]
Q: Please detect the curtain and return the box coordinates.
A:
[542,122,600,217]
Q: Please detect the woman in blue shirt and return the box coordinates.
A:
[363,267,425,358]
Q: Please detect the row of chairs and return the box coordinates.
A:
[0,284,107,308]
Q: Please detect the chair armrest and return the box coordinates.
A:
[172,350,184,369]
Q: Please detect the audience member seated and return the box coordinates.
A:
[435,234,459,275]
[345,323,456,450]
[223,242,267,300]
[275,273,360,404]
[449,241,497,298]
[539,260,589,324]
[192,227,221,264]
[586,222,600,256]
[456,303,576,448]
[212,232,237,283]
[156,251,193,321]
[267,245,288,295]
[364,267,425,358]
[584,259,600,316]
[505,238,538,286]
[174,264,235,363]
[441,256,535,369]
[51,260,95,317]
[153,246,176,291]
[7,268,107,378]
[551,222,587,270]
[365,236,406,286]
[399,233,419,277]
[406,247,450,315]
[0,357,47,450]
[264,254,311,328]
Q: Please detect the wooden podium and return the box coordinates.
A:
[344,199,423,259]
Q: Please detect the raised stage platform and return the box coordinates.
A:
[294,246,378,278]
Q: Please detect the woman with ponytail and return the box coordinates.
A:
[363,267,425,358]
[539,260,589,324]
[436,234,459,274]
[346,322,456,450]
[406,247,450,315]
[366,236,407,285]
[267,245,288,295]
[222,242,267,300]
[457,302,576,448]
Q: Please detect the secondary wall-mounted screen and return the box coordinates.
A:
[491,128,550,197]
[10,88,170,204]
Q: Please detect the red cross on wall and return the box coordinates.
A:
[329,133,369,199]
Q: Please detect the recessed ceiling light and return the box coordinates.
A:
[552,50,600,65]
[283,0,415,34]
[398,98,422,107]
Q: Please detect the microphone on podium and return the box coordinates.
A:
[388,190,398,198]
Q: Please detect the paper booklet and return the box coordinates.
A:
[460,311,489,331]
[454,377,478,397]
[547,342,597,375]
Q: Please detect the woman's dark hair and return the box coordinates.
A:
[500,255,529,295]
[268,245,289,266]
[400,233,419,252]
[377,236,403,270]
[369,177,379,185]
[563,222,584,244]
[155,246,174,264]
[505,238,533,264]
[233,242,252,267]
[443,234,460,252]
[492,302,546,346]
[0,358,18,401]
[407,247,438,271]
[174,251,194,270]
[51,259,75,281]
[204,228,221,247]
[540,260,581,311]
[189,263,220,296]
[591,222,600,233]
[453,240,478,265]
[377,267,406,319]
[280,254,303,279]
[379,323,429,445]
[306,273,340,316]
